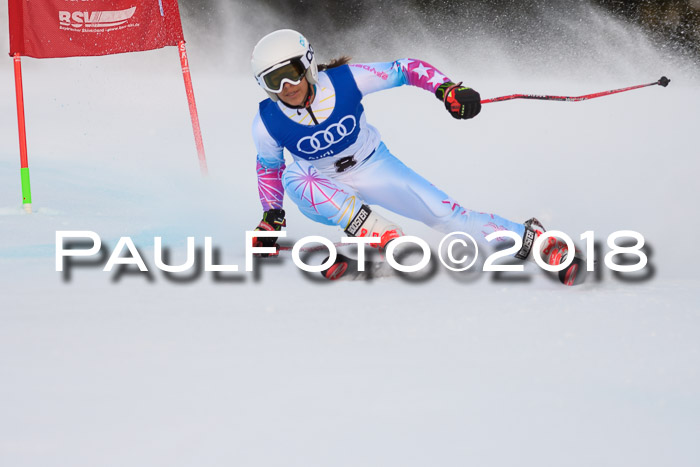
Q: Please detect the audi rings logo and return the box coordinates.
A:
[297,116,357,154]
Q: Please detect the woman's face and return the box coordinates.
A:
[279,77,310,107]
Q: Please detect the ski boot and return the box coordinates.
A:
[343,204,403,250]
[322,205,403,280]
[517,217,586,286]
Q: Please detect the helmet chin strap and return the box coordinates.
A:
[280,84,316,110]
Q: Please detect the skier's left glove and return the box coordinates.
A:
[436,81,481,119]
[252,208,286,257]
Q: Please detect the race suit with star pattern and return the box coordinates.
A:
[252,58,526,243]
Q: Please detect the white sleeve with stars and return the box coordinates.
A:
[348,59,452,97]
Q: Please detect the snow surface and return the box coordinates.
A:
[1,2,699,466]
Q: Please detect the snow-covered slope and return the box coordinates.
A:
[1,2,699,466]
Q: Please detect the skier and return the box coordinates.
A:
[249,29,580,283]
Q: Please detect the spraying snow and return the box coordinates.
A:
[1,1,699,466]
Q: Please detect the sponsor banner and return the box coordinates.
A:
[9,0,184,58]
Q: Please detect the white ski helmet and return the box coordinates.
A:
[251,29,318,101]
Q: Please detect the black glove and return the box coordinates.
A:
[252,209,286,257]
[436,81,481,119]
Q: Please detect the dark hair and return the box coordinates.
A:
[317,56,352,71]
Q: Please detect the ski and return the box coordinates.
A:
[278,240,588,285]
[321,253,396,281]
[558,250,587,286]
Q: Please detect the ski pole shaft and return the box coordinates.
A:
[481,76,670,104]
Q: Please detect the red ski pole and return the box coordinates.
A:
[481,76,670,104]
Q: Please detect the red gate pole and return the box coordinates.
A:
[178,41,208,176]
[13,53,32,213]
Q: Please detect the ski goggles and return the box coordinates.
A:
[256,57,308,93]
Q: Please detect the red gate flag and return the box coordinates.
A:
[9,0,185,58]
